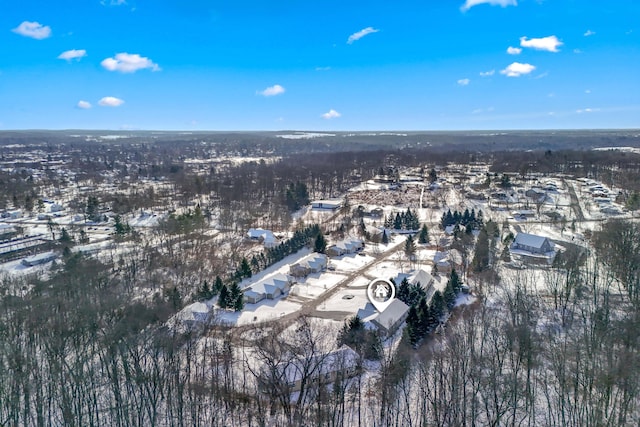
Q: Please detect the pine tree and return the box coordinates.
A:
[394,213,403,230]
[418,224,429,244]
[218,284,229,309]
[314,233,327,253]
[229,282,244,311]
[59,227,73,245]
[214,276,224,294]
[196,280,212,301]
[449,269,462,294]
[381,229,389,244]
[404,235,416,260]
[240,257,252,278]
[444,279,457,310]
[405,306,421,346]
[430,291,445,324]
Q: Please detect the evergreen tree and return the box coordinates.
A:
[229,282,244,311]
[58,227,73,245]
[428,168,438,183]
[196,280,212,301]
[214,276,224,295]
[430,290,445,323]
[449,269,462,294]
[397,278,411,305]
[393,213,403,230]
[444,280,457,310]
[404,235,416,260]
[239,257,252,278]
[314,233,327,253]
[471,227,491,272]
[381,229,389,244]
[384,214,393,229]
[218,285,229,309]
[405,306,421,346]
[418,224,430,244]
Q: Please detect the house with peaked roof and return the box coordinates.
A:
[511,232,554,255]
[243,273,292,304]
[370,299,410,337]
[246,228,278,248]
[326,237,364,257]
[289,253,328,277]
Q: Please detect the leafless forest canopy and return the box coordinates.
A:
[1,130,640,426]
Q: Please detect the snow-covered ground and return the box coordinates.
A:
[317,287,369,313]
[217,298,303,326]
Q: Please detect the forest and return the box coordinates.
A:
[1,131,640,426]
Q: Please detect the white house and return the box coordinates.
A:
[370,299,410,337]
[326,237,364,257]
[246,228,278,248]
[289,253,328,277]
[177,302,212,327]
[244,273,292,304]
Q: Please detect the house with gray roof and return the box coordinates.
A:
[511,232,554,255]
[289,253,328,277]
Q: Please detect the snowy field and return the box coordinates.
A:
[217,298,303,326]
[292,272,347,298]
[317,287,369,313]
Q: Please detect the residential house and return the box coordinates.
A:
[511,232,555,255]
[244,273,292,304]
[326,237,364,257]
[246,228,278,248]
[370,299,410,337]
[289,253,328,277]
[22,251,57,267]
[311,200,342,210]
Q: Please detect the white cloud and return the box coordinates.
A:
[12,21,51,40]
[573,48,583,54]
[520,35,563,52]
[461,0,517,12]
[101,0,127,5]
[321,109,341,119]
[500,62,535,77]
[457,78,470,86]
[576,108,600,114]
[480,69,495,77]
[101,53,160,73]
[347,27,379,44]
[584,30,595,37]
[58,49,87,61]
[98,96,125,107]
[258,84,285,97]
[315,66,331,71]
[77,100,92,109]
[507,46,522,55]
[585,89,591,94]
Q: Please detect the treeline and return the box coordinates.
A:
[383,208,421,231]
[398,269,464,346]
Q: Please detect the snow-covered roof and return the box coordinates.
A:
[514,232,552,249]
[409,270,434,288]
[371,299,409,332]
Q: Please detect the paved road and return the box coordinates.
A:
[563,179,586,221]
[231,240,407,335]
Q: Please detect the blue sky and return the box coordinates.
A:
[1,0,639,130]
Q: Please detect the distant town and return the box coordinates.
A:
[1,130,639,426]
